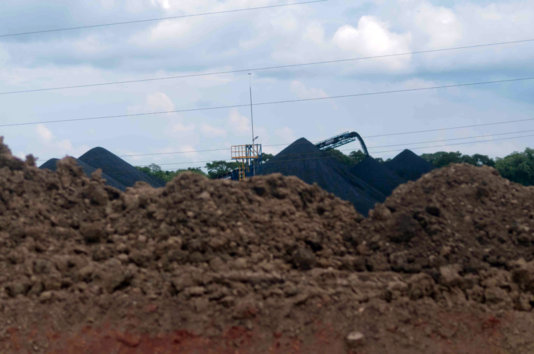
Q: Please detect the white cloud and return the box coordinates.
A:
[177,144,200,160]
[201,123,227,137]
[36,124,53,142]
[73,35,107,56]
[146,92,175,111]
[0,45,9,65]
[33,124,82,158]
[172,122,195,133]
[275,126,296,143]
[332,16,412,70]
[128,92,176,116]
[151,0,171,10]
[159,144,199,161]
[412,3,462,48]
[290,80,328,99]
[228,109,251,134]
[303,22,325,45]
[146,20,193,44]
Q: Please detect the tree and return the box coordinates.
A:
[324,149,369,165]
[470,154,496,167]
[136,164,206,183]
[348,150,368,164]
[325,149,353,165]
[205,160,240,179]
[147,163,162,173]
[175,167,206,177]
[421,151,495,169]
[261,153,274,164]
[421,151,464,168]
[495,148,534,186]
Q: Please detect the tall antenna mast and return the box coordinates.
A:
[248,73,255,146]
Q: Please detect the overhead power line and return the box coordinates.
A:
[0,0,326,39]
[137,131,534,167]
[368,128,534,149]
[2,76,534,128]
[365,118,534,139]
[371,133,534,155]
[2,38,534,96]
[120,119,534,158]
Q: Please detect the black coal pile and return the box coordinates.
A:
[384,149,433,181]
[259,138,383,214]
[78,147,165,189]
[350,156,404,197]
[40,147,164,190]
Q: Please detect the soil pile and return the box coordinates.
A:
[1,137,534,353]
[360,163,534,310]
[350,156,404,198]
[362,164,534,271]
[40,157,127,190]
[385,149,433,181]
[260,138,384,214]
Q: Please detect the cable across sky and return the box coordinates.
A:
[119,118,534,158]
[2,76,534,128]
[146,132,534,168]
[0,0,327,39]
[1,38,534,96]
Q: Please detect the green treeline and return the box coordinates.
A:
[420,148,534,186]
[136,163,206,182]
[327,148,534,186]
[136,153,274,181]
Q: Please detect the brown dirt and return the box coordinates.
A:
[1,136,534,353]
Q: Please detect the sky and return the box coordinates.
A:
[0,0,534,169]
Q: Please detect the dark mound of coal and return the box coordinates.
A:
[40,158,60,171]
[40,157,127,190]
[259,138,384,214]
[350,156,404,197]
[78,147,165,189]
[385,149,433,181]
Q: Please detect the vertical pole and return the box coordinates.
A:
[248,73,255,176]
[249,73,255,146]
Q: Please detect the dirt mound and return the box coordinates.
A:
[260,138,384,214]
[40,157,127,190]
[1,137,534,353]
[385,149,433,181]
[350,156,404,197]
[360,164,534,310]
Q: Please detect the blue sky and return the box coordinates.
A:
[1,0,533,169]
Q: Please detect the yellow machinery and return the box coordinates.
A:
[231,144,262,181]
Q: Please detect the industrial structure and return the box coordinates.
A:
[225,131,368,181]
[230,144,263,181]
[315,131,369,156]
